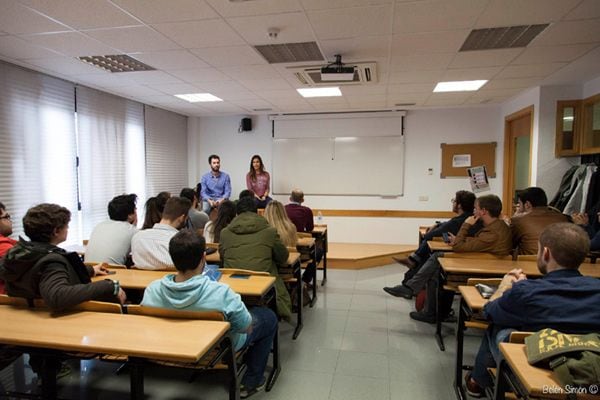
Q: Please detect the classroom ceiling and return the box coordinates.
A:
[1,0,599,117]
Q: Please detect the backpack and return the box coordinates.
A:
[525,328,600,399]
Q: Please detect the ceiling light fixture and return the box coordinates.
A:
[174,93,223,102]
[433,80,488,92]
[297,87,342,98]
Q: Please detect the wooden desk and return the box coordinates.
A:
[496,343,598,400]
[428,240,453,252]
[0,306,233,400]
[436,258,600,351]
[311,225,328,285]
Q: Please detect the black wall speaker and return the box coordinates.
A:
[241,117,252,132]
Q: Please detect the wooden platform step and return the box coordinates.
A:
[328,243,416,270]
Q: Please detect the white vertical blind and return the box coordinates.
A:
[144,105,188,196]
[76,86,146,238]
[0,61,79,241]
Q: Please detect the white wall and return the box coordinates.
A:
[187,106,503,244]
[583,75,600,98]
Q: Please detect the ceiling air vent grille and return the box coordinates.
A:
[254,42,324,64]
[79,54,155,73]
[460,24,549,51]
[288,62,377,86]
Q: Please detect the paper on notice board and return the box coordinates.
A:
[452,154,471,168]
[468,166,490,193]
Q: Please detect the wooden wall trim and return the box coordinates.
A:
[312,209,456,218]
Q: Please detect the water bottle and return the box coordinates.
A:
[317,211,323,224]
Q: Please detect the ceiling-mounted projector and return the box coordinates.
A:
[321,54,355,81]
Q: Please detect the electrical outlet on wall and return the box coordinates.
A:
[427,168,433,175]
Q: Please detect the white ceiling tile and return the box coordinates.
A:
[109,85,165,97]
[387,83,435,94]
[219,92,261,101]
[320,36,390,60]
[449,48,523,68]
[308,5,392,40]
[339,84,387,95]
[442,67,502,81]
[565,0,600,20]
[393,0,487,34]
[221,65,280,80]
[21,56,106,75]
[512,43,598,64]
[86,26,180,52]
[533,19,600,46]
[239,79,293,91]
[386,93,430,106]
[390,30,469,56]
[199,102,247,113]
[476,0,581,28]
[69,72,135,87]
[388,70,444,84]
[195,81,249,94]
[132,50,209,70]
[111,0,219,24]
[191,46,266,67]
[152,19,245,48]
[168,68,231,83]
[390,53,455,71]
[483,77,542,90]
[231,99,274,109]
[0,0,71,35]
[464,97,507,105]
[204,0,302,18]
[254,89,300,100]
[126,70,183,84]
[274,103,314,112]
[470,87,525,99]
[228,12,315,45]
[424,92,470,106]
[20,0,142,29]
[0,35,62,59]
[301,0,392,11]
[21,31,118,57]
[495,63,567,79]
[146,82,203,95]
[346,93,386,103]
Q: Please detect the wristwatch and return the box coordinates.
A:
[112,280,120,296]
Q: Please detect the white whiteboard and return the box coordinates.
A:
[272,136,404,196]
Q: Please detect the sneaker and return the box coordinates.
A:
[240,380,266,399]
[409,311,436,324]
[383,285,414,299]
[391,256,417,269]
[465,373,484,398]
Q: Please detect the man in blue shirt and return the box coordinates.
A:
[142,229,277,398]
[466,223,600,397]
[200,154,232,214]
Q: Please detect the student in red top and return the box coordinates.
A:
[0,201,17,294]
[284,189,314,233]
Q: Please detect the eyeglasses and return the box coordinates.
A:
[0,214,11,220]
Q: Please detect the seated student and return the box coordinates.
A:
[179,187,209,231]
[510,187,569,254]
[203,200,236,243]
[465,223,600,397]
[572,210,600,251]
[246,155,272,209]
[284,189,314,233]
[131,197,191,270]
[142,230,277,398]
[0,202,17,294]
[0,203,126,311]
[85,194,139,265]
[393,195,513,323]
[219,197,291,320]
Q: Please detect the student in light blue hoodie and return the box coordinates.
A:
[142,229,277,398]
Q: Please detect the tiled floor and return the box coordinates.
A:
[0,265,484,399]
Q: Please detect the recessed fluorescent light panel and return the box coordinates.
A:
[296,87,342,98]
[174,93,223,102]
[433,80,488,92]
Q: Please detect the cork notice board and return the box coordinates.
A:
[440,142,496,178]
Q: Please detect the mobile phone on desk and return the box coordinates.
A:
[230,274,250,279]
[442,232,450,243]
[105,270,117,275]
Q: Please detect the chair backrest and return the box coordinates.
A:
[33,298,122,314]
[444,252,512,260]
[467,278,502,286]
[297,232,312,239]
[126,304,224,321]
[516,254,537,261]
[0,294,30,307]
[509,331,533,343]
[220,268,270,276]
[206,242,219,250]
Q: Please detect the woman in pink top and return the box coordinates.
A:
[246,155,272,209]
